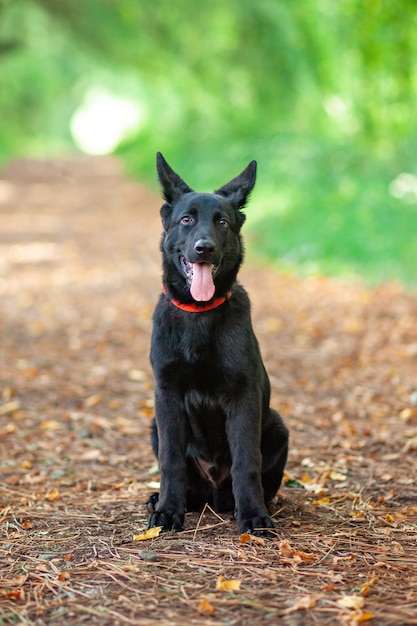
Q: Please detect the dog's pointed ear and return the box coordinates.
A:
[156,152,193,203]
[214,160,257,210]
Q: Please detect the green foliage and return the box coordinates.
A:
[0,0,417,283]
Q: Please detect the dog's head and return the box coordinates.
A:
[156,152,256,303]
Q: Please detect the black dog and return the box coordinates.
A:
[147,153,289,535]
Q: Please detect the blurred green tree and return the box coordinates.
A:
[0,0,416,282]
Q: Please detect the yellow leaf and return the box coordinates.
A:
[329,471,347,482]
[84,393,102,407]
[356,612,375,623]
[360,583,371,597]
[133,526,163,541]
[385,514,395,523]
[0,401,20,415]
[198,598,216,615]
[337,595,364,610]
[40,420,61,431]
[313,496,330,506]
[45,488,60,501]
[215,576,241,591]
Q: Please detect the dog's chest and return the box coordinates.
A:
[177,318,214,363]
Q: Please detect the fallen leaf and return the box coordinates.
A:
[0,401,20,415]
[329,471,347,482]
[279,539,295,557]
[133,526,163,541]
[239,532,265,546]
[84,393,102,407]
[294,550,318,563]
[391,541,405,554]
[198,598,216,615]
[45,488,60,501]
[215,575,241,591]
[355,612,375,622]
[278,540,317,563]
[40,420,61,431]
[283,594,319,614]
[337,595,364,610]
[313,496,330,506]
[128,369,146,382]
[3,575,27,586]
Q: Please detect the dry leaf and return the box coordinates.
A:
[5,589,23,600]
[45,488,60,501]
[360,577,377,597]
[40,420,61,431]
[215,576,241,591]
[313,496,330,506]
[278,540,317,563]
[84,393,102,407]
[133,526,163,541]
[294,550,317,563]
[3,575,27,586]
[279,539,295,557]
[391,541,405,554]
[355,612,375,623]
[283,594,319,614]
[0,401,20,415]
[329,471,347,482]
[239,532,265,546]
[198,598,216,615]
[337,595,364,610]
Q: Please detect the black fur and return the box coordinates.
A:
[147,152,289,535]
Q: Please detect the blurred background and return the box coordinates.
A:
[0,0,416,285]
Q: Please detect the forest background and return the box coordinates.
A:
[1,0,417,285]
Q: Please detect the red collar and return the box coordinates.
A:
[162,285,232,312]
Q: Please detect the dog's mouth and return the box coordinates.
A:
[180,257,219,302]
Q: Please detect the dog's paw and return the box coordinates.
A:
[238,514,275,537]
[148,510,184,532]
[146,492,159,514]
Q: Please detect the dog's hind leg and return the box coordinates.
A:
[261,410,289,504]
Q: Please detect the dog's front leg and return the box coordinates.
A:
[148,390,188,532]
[226,396,274,536]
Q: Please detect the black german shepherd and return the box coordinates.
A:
[147,153,289,535]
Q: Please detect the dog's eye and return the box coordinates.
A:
[218,218,229,228]
[181,216,193,225]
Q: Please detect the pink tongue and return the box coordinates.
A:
[190,263,215,301]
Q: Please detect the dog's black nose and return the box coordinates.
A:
[194,239,215,255]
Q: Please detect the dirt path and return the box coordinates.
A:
[1,157,417,625]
